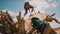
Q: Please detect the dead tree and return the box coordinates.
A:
[16,11,26,34]
[0,11,12,34]
[6,10,15,25]
[5,11,18,34]
[0,10,18,34]
[43,13,60,24]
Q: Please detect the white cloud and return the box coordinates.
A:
[26,0,50,13]
[48,0,52,2]
[49,22,60,29]
[2,10,16,17]
[13,18,17,22]
[26,0,59,13]
[51,1,58,8]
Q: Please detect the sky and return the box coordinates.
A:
[0,0,60,18]
[0,0,25,12]
[0,0,60,28]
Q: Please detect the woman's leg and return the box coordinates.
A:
[29,5,34,12]
[24,9,27,16]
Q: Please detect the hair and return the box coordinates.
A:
[24,2,30,10]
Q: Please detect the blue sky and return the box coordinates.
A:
[0,0,25,12]
[0,0,60,18]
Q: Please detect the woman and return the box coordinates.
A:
[24,2,34,16]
